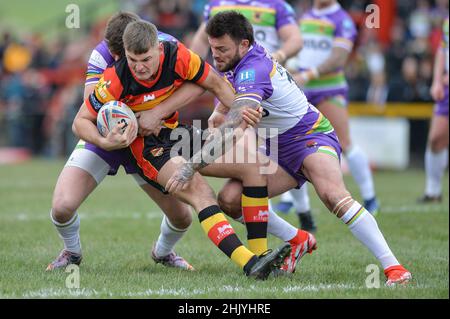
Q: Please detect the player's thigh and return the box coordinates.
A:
[317,97,352,150]
[266,164,298,198]
[428,115,449,151]
[301,152,348,211]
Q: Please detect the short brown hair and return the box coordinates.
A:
[123,20,159,54]
[105,11,140,57]
[206,11,254,45]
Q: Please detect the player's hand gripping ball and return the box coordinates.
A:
[96,101,138,137]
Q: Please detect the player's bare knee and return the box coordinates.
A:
[429,137,447,153]
[51,195,78,222]
[167,209,192,229]
[218,187,242,219]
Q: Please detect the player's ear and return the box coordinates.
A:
[240,39,250,49]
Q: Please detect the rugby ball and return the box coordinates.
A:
[96,100,138,137]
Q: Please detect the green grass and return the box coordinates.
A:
[0,159,448,299]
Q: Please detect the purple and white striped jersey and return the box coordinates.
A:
[203,0,297,54]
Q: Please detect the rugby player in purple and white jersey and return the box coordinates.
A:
[192,0,319,233]
[285,0,380,218]
[47,12,205,271]
[418,16,449,203]
[169,11,412,285]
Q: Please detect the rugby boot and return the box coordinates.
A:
[385,265,412,287]
[417,194,442,204]
[281,230,317,273]
[46,249,82,271]
[246,243,291,280]
[298,211,317,233]
[151,246,194,271]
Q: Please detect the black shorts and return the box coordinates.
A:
[129,124,206,193]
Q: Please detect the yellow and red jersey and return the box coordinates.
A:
[85,41,210,129]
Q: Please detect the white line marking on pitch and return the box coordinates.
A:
[3,283,437,298]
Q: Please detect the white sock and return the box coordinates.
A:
[267,203,298,241]
[290,185,311,214]
[345,145,376,200]
[340,201,399,269]
[425,147,448,196]
[154,216,188,257]
[279,191,294,203]
[51,210,81,254]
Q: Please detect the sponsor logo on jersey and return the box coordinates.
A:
[253,12,262,23]
[89,93,103,112]
[306,140,318,148]
[97,79,111,100]
[237,69,256,84]
[304,39,332,50]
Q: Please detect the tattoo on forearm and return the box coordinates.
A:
[178,98,260,179]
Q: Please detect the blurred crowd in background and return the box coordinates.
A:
[0,0,448,158]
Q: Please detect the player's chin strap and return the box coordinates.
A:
[332,195,354,216]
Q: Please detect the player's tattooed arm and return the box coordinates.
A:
[165,98,261,193]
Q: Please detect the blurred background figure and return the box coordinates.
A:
[418,16,449,203]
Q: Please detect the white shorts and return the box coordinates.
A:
[65,147,147,186]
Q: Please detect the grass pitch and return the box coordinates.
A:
[0,159,448,299]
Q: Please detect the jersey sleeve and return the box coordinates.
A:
[85,66,123,116]
[174,42,211,83]
[85,41,114,87]
[275,0,298,29]
[233,59,274,105]
[333,14,357,51]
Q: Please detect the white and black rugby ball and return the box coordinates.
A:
[96,100,137,137]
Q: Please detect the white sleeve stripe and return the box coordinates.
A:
[234,96,262,104]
